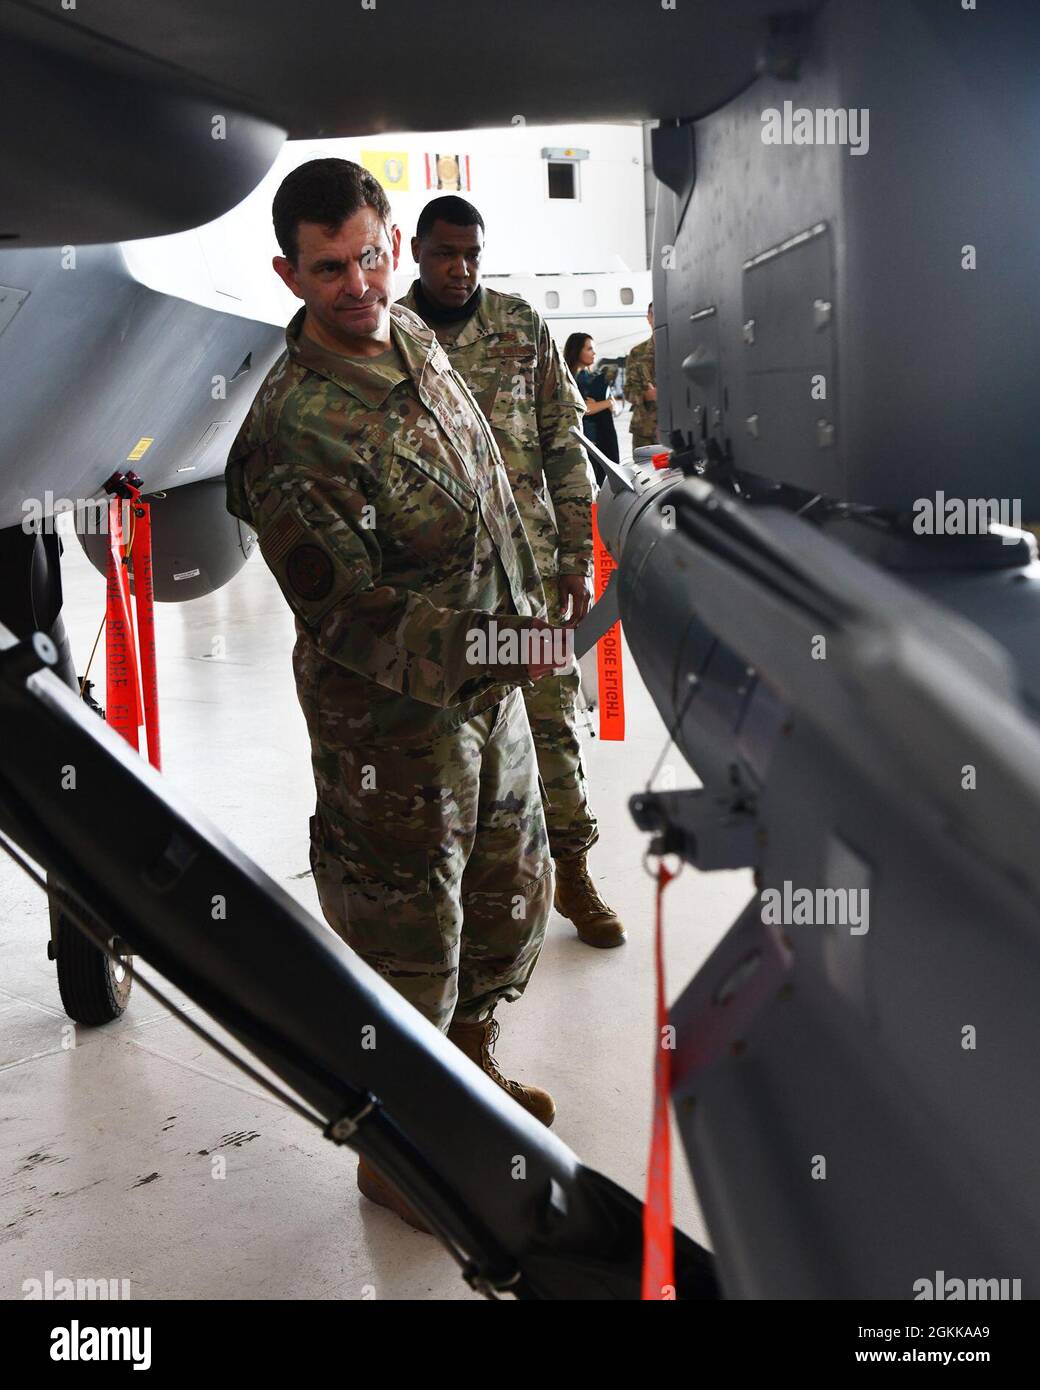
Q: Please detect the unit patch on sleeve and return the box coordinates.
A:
[286,544,335,601]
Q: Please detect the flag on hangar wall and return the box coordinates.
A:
[360,151,410,191]
[425,153,471,191]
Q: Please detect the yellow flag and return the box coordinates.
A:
[360,150,409,192]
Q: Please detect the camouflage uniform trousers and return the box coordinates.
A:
[631,434,658,452]
[522,581,599,861]
[308,688,552,1033]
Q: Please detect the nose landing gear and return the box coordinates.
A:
[48,894,133,1026]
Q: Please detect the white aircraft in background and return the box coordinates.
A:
[125,123,654,364]
[0,123,653,655]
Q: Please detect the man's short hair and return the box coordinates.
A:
[272,158,392,264]
[415,195,485,241]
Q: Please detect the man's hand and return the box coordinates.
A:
[557,573,593,623]
[526,616,575,681]
[645,384,657,403]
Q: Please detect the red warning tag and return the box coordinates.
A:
[105,498,140,751]
[643,861,676,1301]
[591,502,625,741]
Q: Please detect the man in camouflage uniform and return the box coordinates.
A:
[225,159,565,1228]
[399,196,625,949]
[625,302,658,452]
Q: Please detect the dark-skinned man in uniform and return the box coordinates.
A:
[399,196,625,949]
[225,160,569,1230]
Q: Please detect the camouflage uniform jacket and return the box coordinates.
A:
[398,284,593,580]
[625,335,657,442]
[225,303,546,746]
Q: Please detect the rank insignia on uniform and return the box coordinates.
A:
[488,343,534,359]
[286,544,334,601]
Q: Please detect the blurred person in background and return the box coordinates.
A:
[565,333,620,475]
[625,302,657,451]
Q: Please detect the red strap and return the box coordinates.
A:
[590,502,625,741]
[118,506,145,729]
[130,501,162,770]
[105,492,162,769]
[105,498,140,750]
[643,860,675,1299]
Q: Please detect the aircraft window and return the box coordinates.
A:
[545,290,560,309]
[620,287,634,305]
[547,161,578,200]
[583,288,597,307]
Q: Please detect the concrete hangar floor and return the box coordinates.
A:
[0,499,751,1301]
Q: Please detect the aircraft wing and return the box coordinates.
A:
[0,0,821,244]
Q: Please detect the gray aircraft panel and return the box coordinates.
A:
[0,245,284,529]
[0,0,820,245]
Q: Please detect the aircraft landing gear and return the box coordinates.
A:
[0,519,136,1025]
[48,894,133,1026]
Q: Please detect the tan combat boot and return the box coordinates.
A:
[447,1015,556,1128]
[357,1156,431,1234]
[553,853,626,948]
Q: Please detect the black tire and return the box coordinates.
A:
[54,913,133,1025]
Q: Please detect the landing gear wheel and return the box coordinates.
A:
[53,913,133,1025]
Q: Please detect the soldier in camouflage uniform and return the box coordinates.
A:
[399,196,625,949]
[225,160,564,1228]
[625,303,658,451]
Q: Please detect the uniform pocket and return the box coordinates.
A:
[489,352,537,444]
[311,801,431,896]
[380,441,478,564]
[309,804,458,984]
[391,441,476,510]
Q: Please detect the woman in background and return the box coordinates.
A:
[564,333,619,479]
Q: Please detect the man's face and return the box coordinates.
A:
[411,218,483,308]
[273,206,401,354]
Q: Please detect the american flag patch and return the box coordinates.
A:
[261,508,306,565]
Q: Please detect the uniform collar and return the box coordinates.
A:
[401,280,493,350]
[285,304,439,408]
